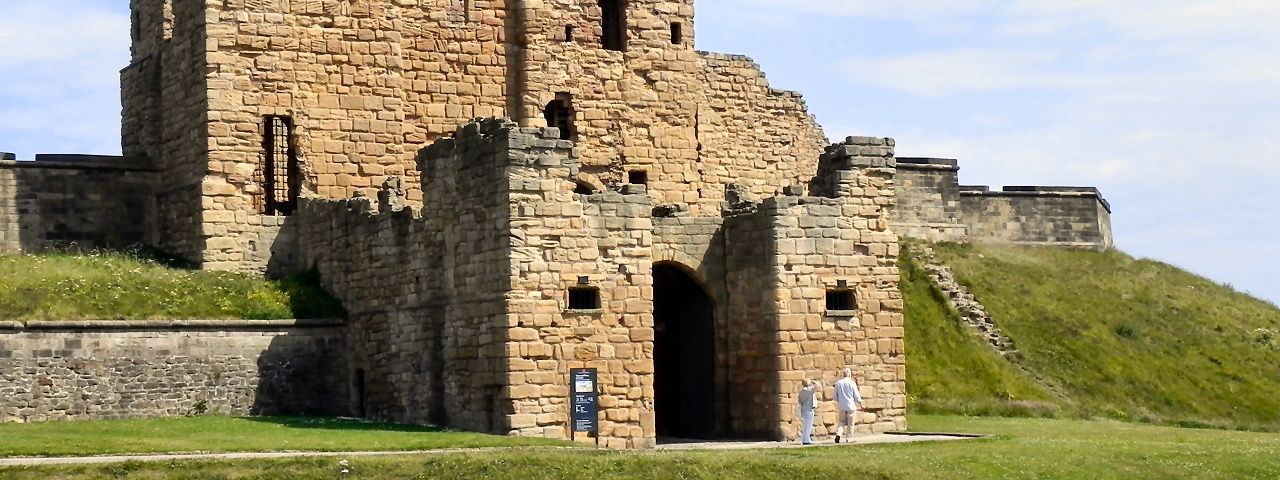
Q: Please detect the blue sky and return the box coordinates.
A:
[2,0,1277,304]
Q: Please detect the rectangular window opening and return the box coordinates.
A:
[263,115,300,216]
[826,289,856,311]
[670,22,682,45]
[599,0,626,51]
[565,25,576,42]
[569,287,602,310]
[628,170,648,185]
[543,93,575,140]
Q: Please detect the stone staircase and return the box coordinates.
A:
[911,246,1021,359]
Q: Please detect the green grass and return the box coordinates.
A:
[899,247,1061,417]
[0,416,571,457]
[0,253,345,320]
[3,416,1278,479]
[907,242,1280,430]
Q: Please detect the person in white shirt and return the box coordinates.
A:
[833,368,862,444]
[797,378,821,445]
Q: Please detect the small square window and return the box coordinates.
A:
[628,170,648,185]
[569,287,601,310]
[826,290,856,311]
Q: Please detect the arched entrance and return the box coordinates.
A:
[653,262,716,440]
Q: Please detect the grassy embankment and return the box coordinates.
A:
[902,242,1280,431]
[0,253,344,320]
[2,416,1278,479]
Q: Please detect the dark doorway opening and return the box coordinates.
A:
[653,262,716,440]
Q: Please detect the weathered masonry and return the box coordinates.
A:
[894,158,1112,250]
[0,0,1109,448]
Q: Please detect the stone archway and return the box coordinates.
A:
[653,261,716,440]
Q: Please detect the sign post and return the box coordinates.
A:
[569,368,599,445]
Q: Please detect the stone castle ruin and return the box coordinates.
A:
[0,0,1110,447]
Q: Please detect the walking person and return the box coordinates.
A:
[797,378,821,445]
[833,368,862,444]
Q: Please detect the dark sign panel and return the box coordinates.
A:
[570,368,598,433]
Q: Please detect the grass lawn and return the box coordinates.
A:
[0,416,572,457]
[2,416,1278,479]
[0,253,345,320]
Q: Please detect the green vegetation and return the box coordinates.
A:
[0,416,570,457]
[0,253,345,320]
[4,416,1278,479]
[903,242,1280,431]
[899,248,1060,417]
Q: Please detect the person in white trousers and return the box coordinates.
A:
[797,378,821,445]
[833,368,862,444]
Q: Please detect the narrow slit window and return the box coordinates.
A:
[826,289,856,311]
[628,170,648,185]
[670,22,682,45]
[263,115,300,216]
[565,25,576,42]
[569,287,601,310]
[599,0,626,51]
[543,93,575,140]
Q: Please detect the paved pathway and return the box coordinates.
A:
[0,433,983,467]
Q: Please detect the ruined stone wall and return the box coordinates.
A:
[120,0,209,263]
[893,158,967,243]
[0,157,156,252]
[0,320,347,422]
[420,119,522,434]
[959,186,1114,250]
[286,192,443,425]
[423,120,657,447]
[727,137,908,439]
[696,53,829,208]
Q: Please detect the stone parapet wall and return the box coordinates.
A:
[890,157,1112,249]
[893,158,967,243]
[959,186,1113,250]
[0,320,348,423]
[0,158,156,252]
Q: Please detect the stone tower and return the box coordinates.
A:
[121,0,828,272]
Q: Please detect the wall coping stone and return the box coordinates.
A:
[0,152,14,161]
[897,157,959,171]
[0,318,344,332]
[961,187,1111,213]
[1,156,158,172]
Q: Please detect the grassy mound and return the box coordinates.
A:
[899,247,1060,417]
[904,242,1280,430]
[0,253,345,321]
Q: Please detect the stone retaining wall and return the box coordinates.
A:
[960,186,1113,250]
[0,320,348,423]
